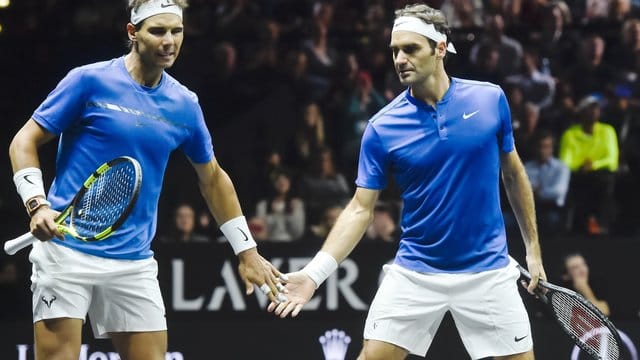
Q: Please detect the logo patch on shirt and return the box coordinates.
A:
[463,110,480,120]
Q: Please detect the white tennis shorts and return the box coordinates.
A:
[363,259,532,359]
[29,241,167,338]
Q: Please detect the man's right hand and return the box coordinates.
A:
[30,207,63,241]
[267,271,316,318]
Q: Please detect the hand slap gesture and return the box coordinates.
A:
[238,248,287,303]
[267,271,316,318]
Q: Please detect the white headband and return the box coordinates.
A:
[131,0,183,25]
[392,16,457,54]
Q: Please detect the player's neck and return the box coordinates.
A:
[124,53,164,88]
[410,67,450,107]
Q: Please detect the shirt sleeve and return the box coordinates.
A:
[497,88,515,153]
[32,67,87,135]
[591,125,619,171]
[355,124,389,190]
[180,102,215,164]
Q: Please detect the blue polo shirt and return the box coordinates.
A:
[32,56,214,260]
[356,78,513,273]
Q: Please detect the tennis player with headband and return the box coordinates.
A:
[9,1,285,359]
[270,4,547,360]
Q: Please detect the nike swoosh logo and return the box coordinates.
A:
[161,1,176,7]
[237,227,249,241]
[463,110,480,119]
[514,335,528,342]
[23,175,35,185]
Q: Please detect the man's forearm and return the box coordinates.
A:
[320,199,374,263]
[503,162,540,255]
[198,164,243,225]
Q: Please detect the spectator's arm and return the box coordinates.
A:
[591,126,619,171]
[559,130,582,171]
[574,280,611,316]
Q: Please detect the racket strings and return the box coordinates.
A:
[551,292,620,359]
[73,162,137,236]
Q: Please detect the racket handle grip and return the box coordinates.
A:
[4,232,37,255]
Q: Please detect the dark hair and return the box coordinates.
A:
[394,3,451,53]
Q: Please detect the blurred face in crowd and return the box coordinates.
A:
[582,103,601,125]
[273,173,291,195]
[583,36,605,63]
[564,254,589,280]
[175,204,195,234]
[487,14,504,37]
[129,13,184,70]
[536,136,554,163]
[390,30,438,87]
[304,103,321,127]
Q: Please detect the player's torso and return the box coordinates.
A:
[379,80,503,194]
[371,79,509,273]
[67,70,193,163]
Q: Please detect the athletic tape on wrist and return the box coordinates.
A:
[13,167,46,204]
[301,251,338,289]
[220,216,257,255]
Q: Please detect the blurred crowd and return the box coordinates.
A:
[2,0,640,242]
[2,0,640,234]
[1,0,640,322]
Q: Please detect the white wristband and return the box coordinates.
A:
[301,251,338,289]
[13,167,46,204]
[220,216,257,255]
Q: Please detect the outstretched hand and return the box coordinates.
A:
[238,248,286,304]
[267,271,316,318]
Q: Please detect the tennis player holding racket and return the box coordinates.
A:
[8,1,284,359]
[270,4,547,360]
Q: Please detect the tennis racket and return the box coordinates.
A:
[518,265,622,360]
[4,156,142,255]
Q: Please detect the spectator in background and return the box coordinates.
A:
[504,47,556,110]
[603,85,640,170]
[562,253,610,316]
[439,0,484,28]
[255,148,292,203]
[255,172,305,242]
[609,18,640,76]
[539,79,577,136]
[564,35,614,98]
[302,20,337,96]
[468,43,504,85]
[196,207,215,236]
[538,2,580,74]
[342,71,387,171]
[469,13,523,77]
[160,204,210,243]
[309,204,344,242]
[281,49,324,103]
[289,102,326,171]
[525,131,571,235]
[300,147,351,225]
[506,85,539,159]
[560,95,619,234]
[364,203,400,243]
